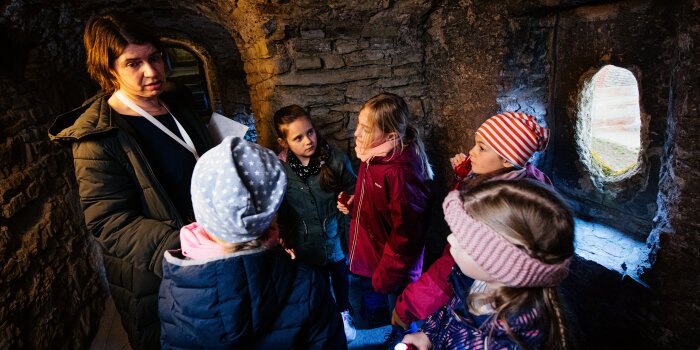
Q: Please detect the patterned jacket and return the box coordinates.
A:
[422,269,547,349]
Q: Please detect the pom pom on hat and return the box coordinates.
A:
[476,112,549,168]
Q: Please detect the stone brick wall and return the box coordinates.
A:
[227,0,435,151]
[0,4,106,348]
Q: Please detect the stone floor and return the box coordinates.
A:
[89,296,393,350]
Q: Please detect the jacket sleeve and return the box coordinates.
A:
[394,244,456,325]
[73,139,180,278]
[371,168,428,294]
[304,269,348,350]
[420,302,449,341]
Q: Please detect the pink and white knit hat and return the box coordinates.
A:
[476,112,550,168]
[442,190,570,287]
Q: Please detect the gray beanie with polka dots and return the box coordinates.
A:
[190,136,286,244]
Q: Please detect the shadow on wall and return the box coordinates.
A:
[561,256,656,350]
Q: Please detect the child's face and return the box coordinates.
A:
[354,108,386,149]
[447,233,497,284]
[468,134,513,174]
[281,117,317,164]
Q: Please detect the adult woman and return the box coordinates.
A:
[49,15,212,349]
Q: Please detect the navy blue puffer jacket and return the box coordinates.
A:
[158,245,347,350]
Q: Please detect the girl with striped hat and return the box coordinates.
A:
[391,112,552,331]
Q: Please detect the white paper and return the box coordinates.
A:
[208,112,249,145]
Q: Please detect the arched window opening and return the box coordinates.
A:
[586,65,642,178]
[163,46,212,118]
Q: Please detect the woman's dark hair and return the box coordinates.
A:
[83,14,162,92]
[273,105,341,192]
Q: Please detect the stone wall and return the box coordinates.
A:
[227,0,436,152]
[420,1,556,261]
[646,0,700,347]
[0,4,106,348]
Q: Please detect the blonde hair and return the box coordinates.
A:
[208,227,276,254]
[360,93,434,180]
[460,180,574,350]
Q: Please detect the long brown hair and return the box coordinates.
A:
[83,14,162,92]
[359,93,434,180]
[273,105,341,192]
[460,180,575,350]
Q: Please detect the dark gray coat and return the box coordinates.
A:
[49,90,212,349]
[277,146,356,266]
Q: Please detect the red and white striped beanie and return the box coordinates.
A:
[476,112,550,168]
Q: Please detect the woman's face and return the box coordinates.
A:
[354,108,386,149]
[468,134,512,174]
[111,43,165,99]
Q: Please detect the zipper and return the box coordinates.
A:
[348,161,369,268]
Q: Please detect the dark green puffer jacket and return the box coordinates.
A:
[49,90,212,350]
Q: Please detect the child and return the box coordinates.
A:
[273,105,358,341]
[401,179,574,350]
[392,112,551,329]
[338,92,434,328]
[158,136,347,350]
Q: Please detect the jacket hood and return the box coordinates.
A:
[48,92,117,142]
[160,245,295,348]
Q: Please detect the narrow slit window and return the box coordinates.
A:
[589,65,641,177]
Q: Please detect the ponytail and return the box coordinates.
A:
[317,138,342,193]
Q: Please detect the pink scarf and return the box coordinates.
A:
[355,138,397,162]
[180,223,228,259]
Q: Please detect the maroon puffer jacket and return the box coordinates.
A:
[348,144,431,295]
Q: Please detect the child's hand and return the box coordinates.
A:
[401,331,432,350]
[449,153,468,169]
[278,238,296,260]
[337,193,354,215]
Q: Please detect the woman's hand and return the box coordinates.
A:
[337,194,354,215]
[401,331,432,350]
[449,153,468,169]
